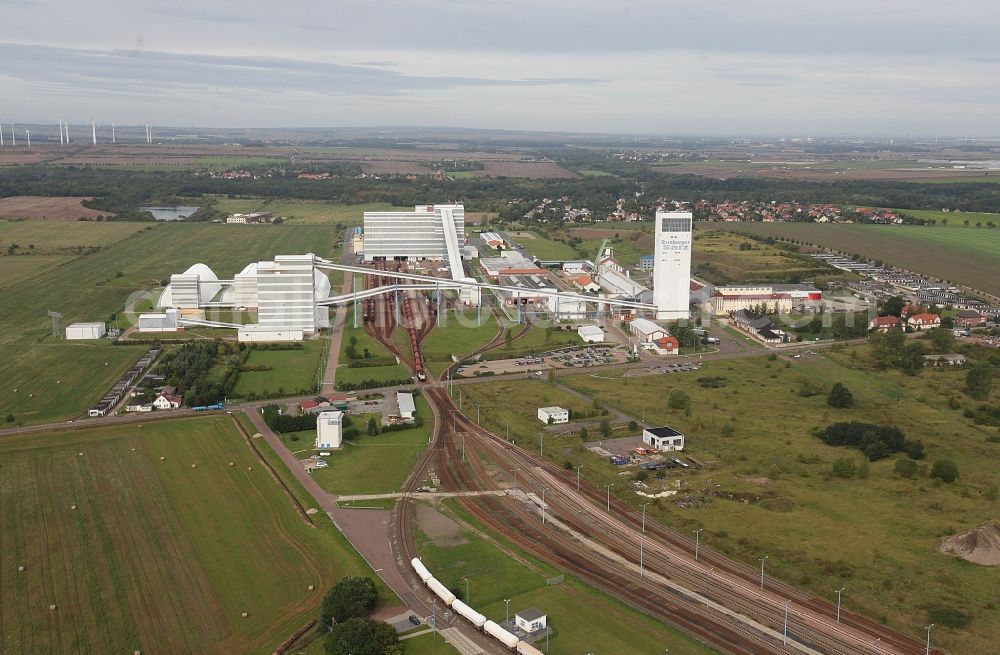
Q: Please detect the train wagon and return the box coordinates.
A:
[451,599,487,629]
[516,642,545,655]
[483,620,519,649]
[410,558,433,583]
[426,577,456,606]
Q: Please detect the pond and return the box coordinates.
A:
[139,205,200,221]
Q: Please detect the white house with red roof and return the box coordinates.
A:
[652,336,680,355]
[907,313,941,331]
[152,393,182,410]
[869,315,901,332]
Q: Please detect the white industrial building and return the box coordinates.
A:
[137,309,180,332]
[479,232,504,249]
[577,325,605,343]
[546,295,588,319]
[515,608,547,633]
[397,391,416,421]
[363,204,465,262]
[652,211,693,320]
[238,325,304,343]
[629,317,668,343]
[157,263,221,309]
[596,267,650,301]
[537,406,569,424]
[65,322,106,340]
[315,411,344,450]
[643,426,685,451]
[256,254,330,335]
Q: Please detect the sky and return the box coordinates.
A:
[2,0,999,136]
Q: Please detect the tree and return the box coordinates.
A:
[325,618,397,655]
[827,382,854,408]
[881,295,905,318]
[899,342,926,375]
[628,420,638,431]
[320,576,378,626]
[931,459,959,483]
[599,418,612,439]
[869,328,905,368]
[578,425,589,439]
[366,417,380,436]
[894,457,919,478]
[965,363,994,400]
[5,413,13,423]
[926,327,955,353]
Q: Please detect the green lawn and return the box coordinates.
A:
[309,396,432,496]
[421,309,500,377]
[704,221,1000,296]
[0,416,393,654]
[550,351,1000,653]
[335,316,412,390]
[482,324,582,360]
[233,340,326,398]
[509,232,579,260]
[415,499,718,655]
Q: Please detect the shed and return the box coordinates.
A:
[643,426,685,451]
[515,608,547,633]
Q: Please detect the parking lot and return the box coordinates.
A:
[625,361,703,377]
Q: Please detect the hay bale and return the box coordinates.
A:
[308,584,314,591]
[247,466,253,471]
[49,604,57,611]
[18,565,25,572]
[70,505,77,510]
[241,612,248,618]
[191,464,198,469]
[160,456,166,461]
[229,462,234,467]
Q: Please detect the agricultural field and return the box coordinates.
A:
[0,221,336,424]
[0,219,150,251]
[0,416,389,655]
[414,499,718,655]
[704,221,1000,296]
[0,196,114,220]
[309,395,432,496]
[232,340,327,398]
[690,230,834,285]
[212,199,407,225]
[656,158,1000,183]
[0,255,72,287]
[531,351,999,653]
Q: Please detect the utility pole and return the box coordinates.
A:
[541,487,547,524]
[540,432,544,456]
[504,598,511,625]
[475,403,480,426]
[925,624,934,655]
[759,555,768,591]
[574,465,582,491]
[606,484,613,511]
[639,535,644,578]
[783,600,790,644]
[641,503,649,533]
[835,587,846,623]
[693,528,703,561]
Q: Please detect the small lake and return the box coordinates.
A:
[139,205,200,221]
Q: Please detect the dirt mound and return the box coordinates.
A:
[939,523,1000,566]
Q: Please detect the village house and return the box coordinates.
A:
[907,313,941,331]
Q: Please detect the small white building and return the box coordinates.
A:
[138,309,180,332]
[397,391,416,421]
[237,325,305,343]
[65,322,107,340]
[642,426,685,451]
[316,411,344,450]
[515,608,547,633]
[577,325,605,343]
[547,295,588,319]
[629,318,668,343]
[152,393,181,410]
[537,406,569,424]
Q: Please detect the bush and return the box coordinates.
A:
[894,458,919,479]
[817,421,921,462]
[667,389,690,410]
[320,576,378,625]
[325,617,397,655]
[628,420,638,431]
[827,382,854,408]
[831,457,857,478]
[927,606,971,629]
[931,459,959,483]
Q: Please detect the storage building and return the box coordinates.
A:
[577,325,605,343]
[629,318,668,343]
[397,391,416,420]
[315,411,344,450]
[237,325,304,343]
[65,322,106,340]
[515,608,547,633]
[537,406,569,424]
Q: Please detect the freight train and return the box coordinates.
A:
[411,558,543,654]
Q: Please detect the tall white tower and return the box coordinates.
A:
[652,210,692,319]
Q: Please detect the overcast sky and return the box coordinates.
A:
[2,0,999,136]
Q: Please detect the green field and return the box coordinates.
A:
[0,220,152,252]
[335,318,412,389]
[533,351,999,653]
[0,416,391,654]
[0,222,336,423]
[415,500,717,655]
[420,308,501,376]
[703,221,1000,296]
[509,232,579,260]
[691,230,834,285]
[0,255,73,287]
[309,395,432,496]
[481,324,583,361]
[213,199,408,225]
[233,340,326,398]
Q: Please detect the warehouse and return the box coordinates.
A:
[629,317,668,343]
[577,325,605,343]
[65,322,106,340]
[137,309,180,332]
[479,231,504,249]
[237,325,304,343]
[537,406,569,424]
[363,204,464,262]
[643,426,685,451]
[397,391,416,421]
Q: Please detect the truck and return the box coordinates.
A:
[206,403,225,411]
[191,406,208,412]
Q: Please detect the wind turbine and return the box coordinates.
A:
[0,115,4,147]
[10,122,15,147]
[64,122,70,144]
[59,120,64,145]
[91,120,96,145]
[25,130,30,149]
[111,122,116,144]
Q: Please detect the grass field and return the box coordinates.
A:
[213,199,408,225]
[509,232,579,260]
[703,221,1000,296]
[415,499,718,655]
[691,230,834,285]
[0,222,336,423]
[0,255,73,287]
[420,309,501,376]
[335,318,412,389]
[485,324,582,360]
[537,351,1000,653]
[0,219,152,252]
[309,395,432,496]
[0,416,391,654]
[233,340,326,398]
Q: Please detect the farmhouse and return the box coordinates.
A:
[869,316,901,332]
[907,313,941,331]
[642,426,685,451]
[152,393,181,410]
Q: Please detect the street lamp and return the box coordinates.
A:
[871,637,881,655]
[693,528,703,561]
[758,555,768,591]
[574,465,582,492]
[504,598,511,624]
[925,624,934,655]
[783,600,790,644]
[464,577,470,605]
[835,587,846,623]
[640,503,649,533]
[505,418,510,442]
[511,468,520,492]
[606,484,614,511]
[540,431,544,457]
[474,403,480,426]
[541,486,547,524]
